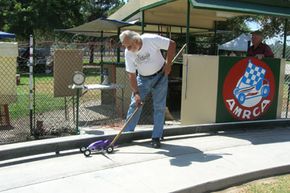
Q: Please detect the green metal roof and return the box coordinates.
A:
[235,0,290,8]
[107,0,290,32]
[190,0,290,17]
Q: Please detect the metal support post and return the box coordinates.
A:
[29,35,34,136]
[75,88,80,134]
[286,83,290,118]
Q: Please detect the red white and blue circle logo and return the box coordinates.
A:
[223,57,275,120]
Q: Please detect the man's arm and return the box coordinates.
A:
[128,72,138,93]
[128,72,142,106]
[163,40,176,75]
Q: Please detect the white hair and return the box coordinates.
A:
[119,30,141,43]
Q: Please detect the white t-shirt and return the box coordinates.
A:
[125,33,170,76]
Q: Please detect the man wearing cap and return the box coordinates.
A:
[247,30,274,58]
[119,30,176,148]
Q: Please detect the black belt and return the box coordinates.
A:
[139,67,163,78]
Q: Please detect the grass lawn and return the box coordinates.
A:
[214,174,290,193]
[9,74,101,119]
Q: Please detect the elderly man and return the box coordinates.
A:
[247,30,274,58]
[119,30,176,148]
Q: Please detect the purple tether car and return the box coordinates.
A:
[80,139,114,157]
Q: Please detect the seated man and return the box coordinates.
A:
[247,30,274,58]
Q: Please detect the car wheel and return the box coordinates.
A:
[233,88,239,95]
[84,149,91,157]
[261,85,270,97]
[80,147,86,153]
[238,93,246,104]
[106,145,114,154]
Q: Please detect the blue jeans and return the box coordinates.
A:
[124,72,168,138]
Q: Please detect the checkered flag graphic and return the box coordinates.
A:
[241,60,266,85]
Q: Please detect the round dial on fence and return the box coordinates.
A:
[72,71,85,85]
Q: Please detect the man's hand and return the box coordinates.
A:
[128,73,142,106]
[134,92,142,107]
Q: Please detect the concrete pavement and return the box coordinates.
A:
[1,119,290,161]
[1,127,290,193]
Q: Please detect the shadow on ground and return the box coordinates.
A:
[133,137,227,167]
[156,143,225,167]
[219,127,290,145]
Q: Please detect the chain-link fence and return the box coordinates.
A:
[0,42,31,144]
[268,36,290,118]
[31,34,134,138]
[282,62,290,118]
[1,31,290,145]
[0,33,161,145]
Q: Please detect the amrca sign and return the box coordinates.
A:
[225,99,271,119]
[222,57,275,120]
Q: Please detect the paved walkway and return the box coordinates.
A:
[1,127,290,193]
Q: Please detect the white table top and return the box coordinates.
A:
[84,83,125,90]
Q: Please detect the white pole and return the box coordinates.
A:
[29,35,34,135]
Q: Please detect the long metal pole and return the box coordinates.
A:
[283,18,288,58]
[214,21,218,55]
[100,31,104,83]
[286,84,290,118]
[117,28,121,64]
[283,18,288,117]
[75,88,80,134]
[186,0,190,54]
[29,35,34,136]
[142,10,145,34]
[184,0,191,99]
[101,31,104,63]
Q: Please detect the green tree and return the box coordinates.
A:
[0,0,125,40]
[84,0,125,21]
[0,0,17,32]
[216,16,250,45]
[247,16,290,38]
[216,15,290,47]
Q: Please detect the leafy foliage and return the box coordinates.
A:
[217,15,289,47]
[248,16,290,38]
[0,1,288,41]
[0,0,124,40]
[216,16,251,46]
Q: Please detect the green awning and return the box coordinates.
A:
[109,0,290,29]
[56,18,136,37]
[190,0,290,17]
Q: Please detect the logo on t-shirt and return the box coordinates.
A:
[223,58,275,120]
[135,52,150,64]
